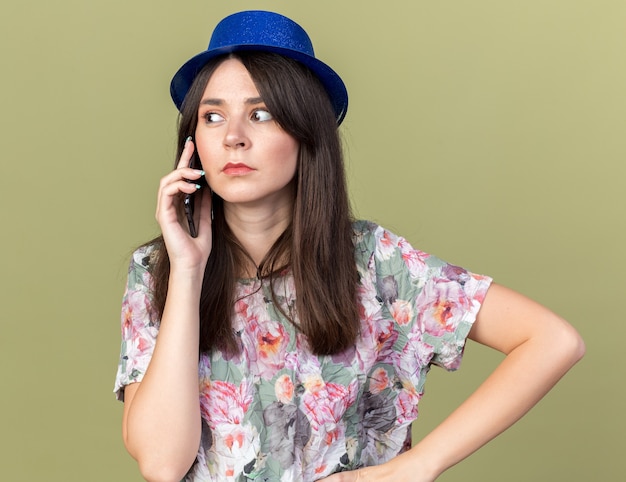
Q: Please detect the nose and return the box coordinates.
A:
[223,118,250,149]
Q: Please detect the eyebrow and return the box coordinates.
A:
[199,96,264,106]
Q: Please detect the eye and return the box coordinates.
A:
[203,112,224,124]
[252,109,273,122]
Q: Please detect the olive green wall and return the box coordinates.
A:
[1,1,622,480]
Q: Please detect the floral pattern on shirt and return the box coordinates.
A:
[114,221,492,481]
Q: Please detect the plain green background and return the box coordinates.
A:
[1,0,623,480]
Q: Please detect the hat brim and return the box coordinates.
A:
[170,44,348,125]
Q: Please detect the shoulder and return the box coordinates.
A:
[352,220,419,252]
[352,220,491,291]
[352,220,378,248]
[352,219,403,253]
[121,244,161,331]
[131,240,161,267]
[127,240,163,275]
[123,241,164,297]
[352,220,429,271]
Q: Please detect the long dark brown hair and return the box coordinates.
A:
[146,52,359,355]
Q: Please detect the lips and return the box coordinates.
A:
[223,162,255,176]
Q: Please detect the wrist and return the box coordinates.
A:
[167,264,206,291]
[400,443,445,482]
[366,447,439,482]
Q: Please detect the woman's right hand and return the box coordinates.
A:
[155,137,213,270]
[125,140,209,478]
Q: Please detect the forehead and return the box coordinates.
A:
[202,58,259,98]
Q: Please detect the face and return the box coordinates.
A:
[194,58,299,211]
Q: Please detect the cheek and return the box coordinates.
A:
[276,139,299,170]
[194,141,216,171]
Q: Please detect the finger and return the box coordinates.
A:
[157,180,203,218]
[156,180,202,224]
[175,136,195,170]
[161,179,203,197]
[158,166,205,193]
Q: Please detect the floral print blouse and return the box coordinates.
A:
[114,221,492,481]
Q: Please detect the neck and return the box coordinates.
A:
[223,199,293,271]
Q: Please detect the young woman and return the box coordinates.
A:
[114,10,585,482]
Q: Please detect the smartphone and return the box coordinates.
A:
[183,153,208,238]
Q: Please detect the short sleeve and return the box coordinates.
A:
[361,222,492,375]
[113,246,160,401]
[415,259,491,370]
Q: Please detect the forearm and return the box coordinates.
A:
[324,325,584,482]
[401,322,584,480]
[124,268,204,481]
